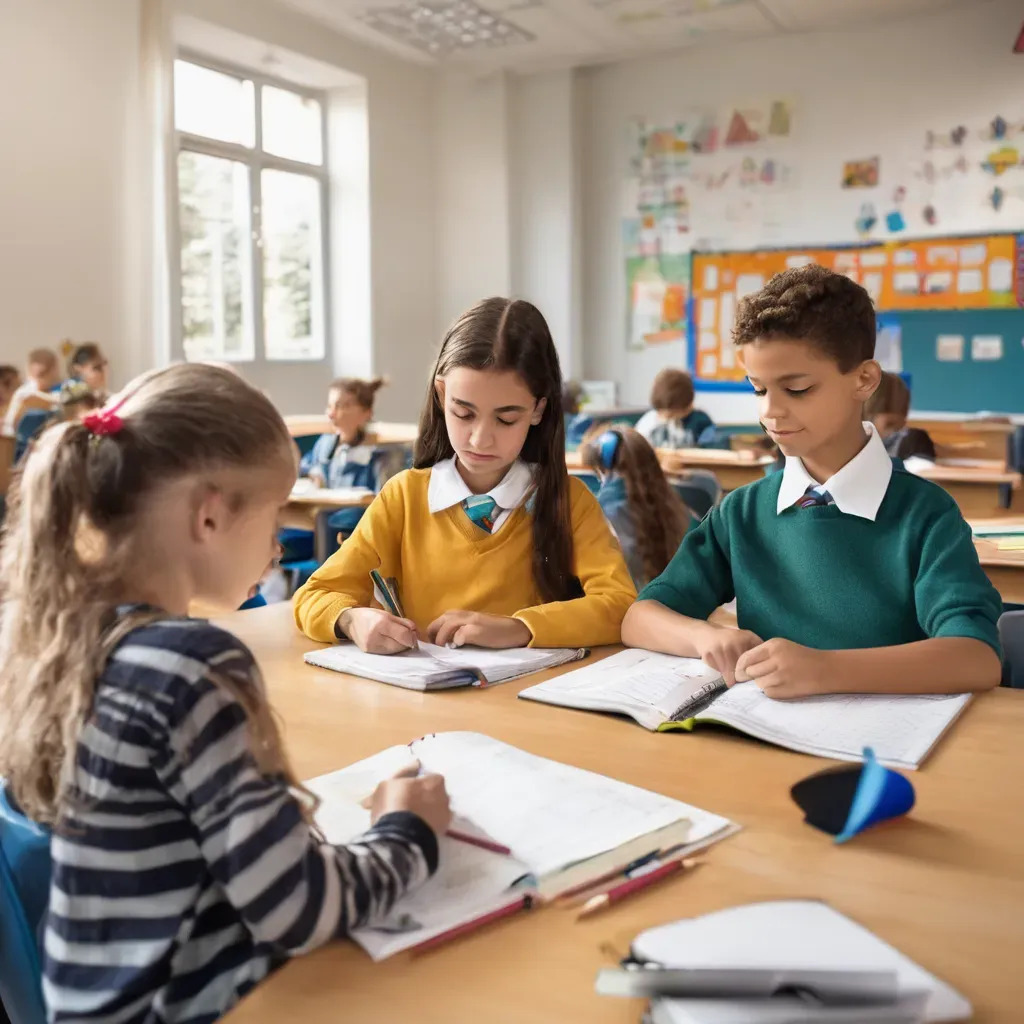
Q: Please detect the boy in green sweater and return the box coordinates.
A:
[622,265,1002,698]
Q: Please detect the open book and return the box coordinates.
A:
[519,649,971,769]
[623,901,971,1023]
[304,640,588,691]
[308,732,738,956]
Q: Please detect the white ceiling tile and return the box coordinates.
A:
[762,0,976,33]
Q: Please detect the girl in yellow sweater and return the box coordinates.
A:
[294,297,636,653]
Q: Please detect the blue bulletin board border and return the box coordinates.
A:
[685,232,1024,393]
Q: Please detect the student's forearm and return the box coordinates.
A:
[826,638,1002,695]
[621,600,717,657]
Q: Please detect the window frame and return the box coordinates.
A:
[170,50,332,365]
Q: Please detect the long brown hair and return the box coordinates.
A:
[414,297,574,602]
[0,363,303,826]
[580,425,690,586]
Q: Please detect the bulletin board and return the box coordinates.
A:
[688,233,1024,390]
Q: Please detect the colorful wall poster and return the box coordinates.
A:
[626,254,689,350]
[842,157,880,188]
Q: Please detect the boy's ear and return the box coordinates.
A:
[531,397,547,425]
[854,360,882,403]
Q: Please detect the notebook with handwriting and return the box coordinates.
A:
[519,649,971,769]
[304,640,587,690]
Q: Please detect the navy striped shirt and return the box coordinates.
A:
[44,614,437,1024]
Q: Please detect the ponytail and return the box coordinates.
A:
[580,425,690,586]
[332,376,387,412]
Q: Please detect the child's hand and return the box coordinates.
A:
[694,625,763,685]
[308,468,326,488]
[735,638,828,699]
[338,608,418,654]
[427,611,532,649]
[370,764,452,837]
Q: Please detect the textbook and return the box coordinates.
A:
[304,640,588,690]
[519,649,971,769]
[308,732,738,956]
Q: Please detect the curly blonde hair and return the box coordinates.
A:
[0,363,301,826]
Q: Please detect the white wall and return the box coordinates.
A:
[0,0,143,379]
[580,0,1024,422]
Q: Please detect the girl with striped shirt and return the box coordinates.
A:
[0,364,451,1024]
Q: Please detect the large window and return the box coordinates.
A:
[173,57,328,363]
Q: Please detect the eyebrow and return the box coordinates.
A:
[747,373,812,384]
[452,397,528,414]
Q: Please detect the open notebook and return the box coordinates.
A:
[519,649,971,769]
[307,732,737,956]
[627,901,971,1023]
[304,641,588,690]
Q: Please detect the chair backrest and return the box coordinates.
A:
[14,409,53,463]
[0,784,50,1024]
[998,611,1024,688]
[671,470,722,520]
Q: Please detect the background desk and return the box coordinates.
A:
[913,464,1022,518]
[284,417,418,447]
[566,448,772,491]
[281,487,374,533]
[220,604,1024,1024]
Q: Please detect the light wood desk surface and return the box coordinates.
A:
[280,487,374,532]
[284,416,418,447]
[915,463,1022,518]
[971,518,1024,604]
[910,418,1015,466]
[221,604,1024,1024]
[566,447,773,491]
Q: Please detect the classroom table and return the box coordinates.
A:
[565,447,774,491]
[219,603,1024,1024]
[909,418,1016,466]
[913,463,1022,518]
[970,517,1024,605]
[280,486,374,532]
[283,415,418,447]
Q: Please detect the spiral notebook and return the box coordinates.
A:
[519,649,971,769]
[304,641,588,690]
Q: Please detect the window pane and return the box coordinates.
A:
[262,85,323,165]
[177,151,254,362]
[174,60,255,147]
[262,170,325,361]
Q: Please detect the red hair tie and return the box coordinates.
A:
[82,393,128,437]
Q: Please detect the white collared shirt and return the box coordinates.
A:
[427,457,534,533]
[776,422,893,522]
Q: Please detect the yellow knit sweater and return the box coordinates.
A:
[293,468,637,648]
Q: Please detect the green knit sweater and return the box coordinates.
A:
[638,464,1002,655]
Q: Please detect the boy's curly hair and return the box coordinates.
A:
[732,265,876,372]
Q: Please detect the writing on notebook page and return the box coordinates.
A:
[410,732,718,878]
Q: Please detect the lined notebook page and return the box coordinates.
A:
[703,686,972,769]
[411,732,733,879]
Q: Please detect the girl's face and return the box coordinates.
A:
[326,387,372,442]
[437,367,546,490]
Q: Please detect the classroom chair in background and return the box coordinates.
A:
[670,471,721,520]
[998,611,1024,689]
[0,783,50,1024]
[13,409,52,463]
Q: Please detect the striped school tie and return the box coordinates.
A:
[796,486,834,508]
[462,494,499,532]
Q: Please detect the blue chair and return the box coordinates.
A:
[0,783,50,1024]
[671,470,721,521]
[998,611,1024,689]
[238,588,268,610]
[14,409,53,463]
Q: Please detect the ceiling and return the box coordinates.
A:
[273,0,981,74]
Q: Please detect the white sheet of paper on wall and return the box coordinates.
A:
[936,334,964,362]
[924,271,953,294]
[699,330,718,351]
[988,259,1013,293]
[719,338,736,369]
[894,271,920,294]
[785,254,814,269]
[862,272,883,301]
[959,244,986,266]
[971,335,1003,361]
[927,246,958,266]
[703,265,719,291]
[718,292,737,343]
[700,353,718,377]
[957,269,983,294]
[860,251,888,268]
[893,250,918,266]
[699,297,718,327]
[735,274,764,300]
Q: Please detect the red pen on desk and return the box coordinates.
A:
[446,828,512,856]
[576,856,699,920]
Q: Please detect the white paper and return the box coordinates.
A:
[735,273,764,300]
[719,337,736,369]
[956,268,983,294]
[927,245,958,266]
[936,334,964,362]
[859,251,888,268]
[959,243,986,266]
[631,278,667,348]
[702,264,719,290]
[699,330,718,351]
[700,353,718,377]
[699,297,718,327]
[893,271,920,294]
[893,250,918,266]
[785,254,814,269]
[971,334,1003,361]
[862,272,883,301]
[924,271,952,294]
[988,258,1013,293]
[718,291,737,342]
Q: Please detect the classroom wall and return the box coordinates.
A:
[579,0,1024,421]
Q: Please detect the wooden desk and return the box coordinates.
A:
[970,518,1024,604]
[221,604,1024,1024]
[565,448,773,492]
[280,487,374,533]
[283,417,418,447]
[910,418,1015,466]
[914,463,1022,518]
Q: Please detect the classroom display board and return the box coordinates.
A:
[688,234,1023,388]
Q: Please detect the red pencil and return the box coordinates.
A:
[446,828,513,856]
[576,857,698,919]
[410,893,533,954]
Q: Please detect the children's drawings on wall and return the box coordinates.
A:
[842,158,879,189]
[625,254,689,351]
